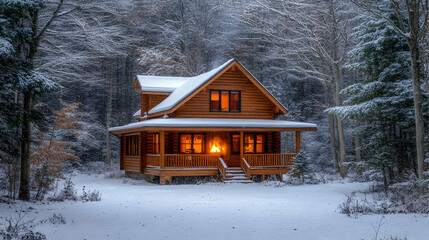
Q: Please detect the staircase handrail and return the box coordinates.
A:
[218,158,227,180]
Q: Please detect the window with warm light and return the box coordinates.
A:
[210,90,240,112]
[180,134,204,154]
[244,134,266,153]
[147,133,159,154]
[125,135,139,156]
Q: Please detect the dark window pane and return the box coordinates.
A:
[210,91,220,111]
[230,92,240,112]
[221,91,229,111]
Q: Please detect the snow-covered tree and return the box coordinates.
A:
[241,0,358,177]
[327,11,416,185]
[352,0,428,180]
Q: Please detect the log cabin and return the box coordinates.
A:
[109,59,317,184]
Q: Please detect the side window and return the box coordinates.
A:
[147,133,159,154]
[126,135,139,156]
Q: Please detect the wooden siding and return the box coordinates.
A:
[120,134,141,172]
[174,68,278,119]
[140,94,168,118]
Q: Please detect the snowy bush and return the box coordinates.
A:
[80,186,101,202]
[339,181,429,217]
[48,178,78,202]
[78,161,111,175]
[287,151,313,184]
[0,205,46,240]
[104,169,125,179]
[48,214,66,225]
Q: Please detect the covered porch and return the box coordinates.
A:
[109,118,316,184]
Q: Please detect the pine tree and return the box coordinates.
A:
[327,13,416,185]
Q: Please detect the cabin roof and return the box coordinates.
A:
[147,59,235,115]
[135,76,188,93]
[109,118,317,133]
[134,59,288,116]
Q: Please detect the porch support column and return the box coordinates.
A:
[240,131,244,161]
[160,130,165,169]
[295,131,301,153]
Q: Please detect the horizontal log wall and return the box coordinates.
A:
[175,67,278,119]
[140,94,168,118]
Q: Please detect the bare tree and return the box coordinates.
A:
[243,0,356,177]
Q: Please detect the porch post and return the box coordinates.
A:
[295,131,301,153]
[240,131,244,161]
[160,130,165,169]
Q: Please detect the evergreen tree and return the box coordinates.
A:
[0,0,61,200]
[327,14,416,185]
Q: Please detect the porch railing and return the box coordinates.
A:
[243,153,296,168]
[164,154,219,168]
[146,154,160,166]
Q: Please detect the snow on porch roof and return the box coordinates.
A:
[109,118,317,133]
[147,59,235,114]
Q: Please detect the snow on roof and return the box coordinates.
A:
[148,59,235,114]
[109,118,317,133]
[132,110,141,118]
[136,76,189,92]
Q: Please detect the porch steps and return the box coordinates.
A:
[223,167,253,183]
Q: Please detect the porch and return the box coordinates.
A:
[110,118,316,184]
[143,153,297,184]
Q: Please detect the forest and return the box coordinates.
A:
[0,0,428,239]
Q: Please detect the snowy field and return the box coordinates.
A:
[1,173,428,240]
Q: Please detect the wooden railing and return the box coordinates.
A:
[218,158,227,179]
[164,154,219,168]
[240,158,251,179]
[146,154,160,166]
[243,153,296,168]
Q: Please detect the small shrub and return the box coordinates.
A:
[48,214,66,225]
[104,169,125,179]
[0,205,46,240]
[288,150,311,184]
[48,178,77,202]
[80,186,101,202]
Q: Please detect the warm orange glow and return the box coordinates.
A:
[210,144,221,153]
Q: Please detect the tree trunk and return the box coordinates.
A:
[333,64,346,177]
[105,77,113,166]
[328,114,338,170]
[355,135,361,162]
[336,115,347,177]
[409,40,426,180]
[18,91,32,201]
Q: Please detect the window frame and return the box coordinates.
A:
[179,133,205,154]
[243,133,267,154]
[147,133,159,154]
[209,90,241,112]
[125,135,140,156]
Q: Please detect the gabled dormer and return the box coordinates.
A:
[133,59,287,120]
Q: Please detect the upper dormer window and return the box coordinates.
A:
[210,90,241,112]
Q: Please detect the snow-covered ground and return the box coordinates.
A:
[1,173,428,240]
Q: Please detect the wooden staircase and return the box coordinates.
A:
[223,167,253,183]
